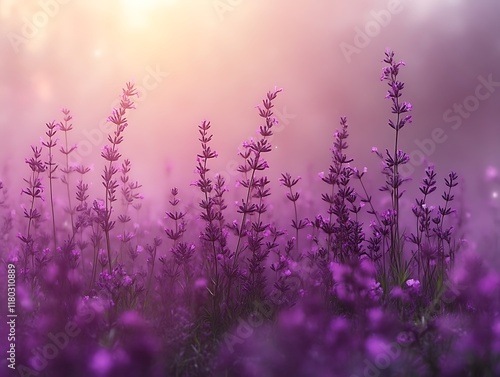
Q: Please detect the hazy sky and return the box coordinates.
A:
[0,0,499,239]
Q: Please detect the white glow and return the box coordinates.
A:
[121,0,178,28]
[0,0,15,19]
[123,0,177,11]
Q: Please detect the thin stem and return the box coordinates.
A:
[47,147,57,251]
[233,167,256,269]
[358,175,381,227]
[392,88,401,278]
[289,185,300,255]
[63,130,74,231]
[105,175,112,274]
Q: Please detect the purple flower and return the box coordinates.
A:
[90,348,113,376]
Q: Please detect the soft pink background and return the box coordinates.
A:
[0,0,499,242]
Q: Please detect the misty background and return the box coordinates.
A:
[0,0,499,245]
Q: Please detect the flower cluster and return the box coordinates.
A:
[6,51,498,377]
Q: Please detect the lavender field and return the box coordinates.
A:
[1,1,500,377]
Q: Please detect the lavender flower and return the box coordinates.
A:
[59,108,77,231]
[6,49,494,377]
[101,82,138,274]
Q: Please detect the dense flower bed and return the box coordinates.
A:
[1,50,499,377]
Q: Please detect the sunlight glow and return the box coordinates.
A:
[123,0,177,11]
[121,0,178,28]
[0,0,15,19]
